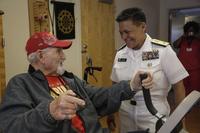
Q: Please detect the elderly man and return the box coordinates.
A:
[0,32,153,133]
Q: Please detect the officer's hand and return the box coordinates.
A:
[49,90,85,120]
[141,72,153,89]
[130,71,153,90]
[107,114,116,132]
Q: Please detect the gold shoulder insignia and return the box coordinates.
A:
[117,44,126,51]
[151,39,169,47]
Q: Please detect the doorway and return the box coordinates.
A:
[168,7,200,133]
[169,6,200,50]
[80,0,117,132]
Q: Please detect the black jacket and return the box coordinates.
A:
[0,65,134,133]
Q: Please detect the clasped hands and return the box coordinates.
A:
[130,70,153,91]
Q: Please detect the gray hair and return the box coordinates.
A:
[27,48,50,64]
[27,52,39,64]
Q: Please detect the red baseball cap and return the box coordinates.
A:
[26,32,72,55]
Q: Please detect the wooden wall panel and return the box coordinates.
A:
[0,15,6,103]
[81,1,119,133]
[81,0,115,87]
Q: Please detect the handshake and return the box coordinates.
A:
[129,71,153,91]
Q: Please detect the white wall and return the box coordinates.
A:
[0,0,82,82]
[159,0,200,40]
[114,0,200,46]
[0,0,29,82]
[115,0,160,49]
[49,0,82,79]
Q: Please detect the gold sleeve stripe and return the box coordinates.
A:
[151,39,169,47]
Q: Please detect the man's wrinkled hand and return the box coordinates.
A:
[49,90,85,120]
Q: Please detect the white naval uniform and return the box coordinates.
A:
[111,34,189,133]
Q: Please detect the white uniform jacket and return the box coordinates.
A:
[111,34,189,133]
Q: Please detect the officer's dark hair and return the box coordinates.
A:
[183,21,200,34]
[116,7,146,24]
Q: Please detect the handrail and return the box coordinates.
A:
[140,74,166,132]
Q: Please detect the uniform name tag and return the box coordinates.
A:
[186,48,192,52]
[142,50,159,61]
[118,58,127,62]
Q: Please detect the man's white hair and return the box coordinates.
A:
[27,52,39,64]
[27,48,50,63]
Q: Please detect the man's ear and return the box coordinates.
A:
[37,50,45,63]
[141,22,147,32]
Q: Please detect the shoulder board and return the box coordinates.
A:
[151,39,169,47]
[117,44,126,51]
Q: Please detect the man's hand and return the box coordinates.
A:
[130,71,153,90]
[49,90,85,120]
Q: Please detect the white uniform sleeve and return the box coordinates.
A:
[160,45,189,84]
